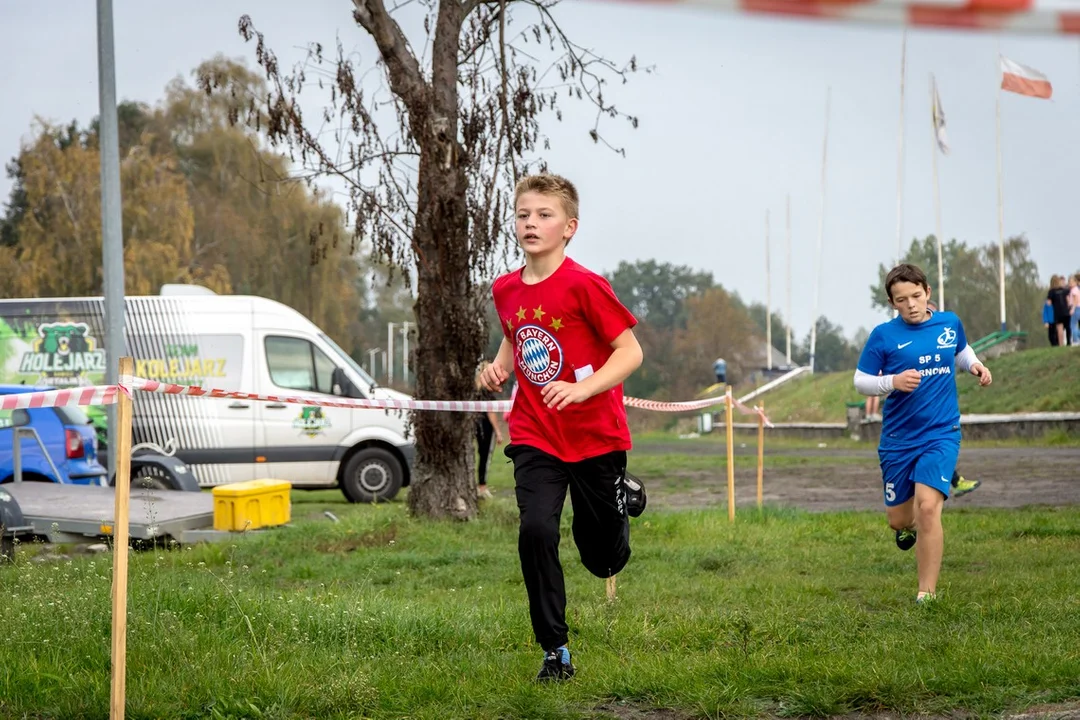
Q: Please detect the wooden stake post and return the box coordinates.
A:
[725,387,735,523]
[111,357,134,720]
[756,401,765,509]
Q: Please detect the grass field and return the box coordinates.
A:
[4,448,1080,720]
[739,347,1080,423]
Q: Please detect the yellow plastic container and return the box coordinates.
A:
[212,479,292,531]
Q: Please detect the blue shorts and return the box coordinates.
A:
[878,437,960,507]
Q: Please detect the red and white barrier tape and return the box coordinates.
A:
[622,395,729,413]
[732,393,774,428]
[1,376,771,426]
[609,0,1080,36]
[0,385,119,411]
[123,376,511,413]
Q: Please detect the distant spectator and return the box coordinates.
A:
[1069,273,1080,347]
[503,379,518,435]
[866,393,880,419]
[474,361,504,499]
[1043,297,1058,347]
[1048,275,1071,347]
[713,357,727,385]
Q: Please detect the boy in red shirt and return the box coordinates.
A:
[480,173,645,682]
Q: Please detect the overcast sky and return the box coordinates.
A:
[1,1,1076,341]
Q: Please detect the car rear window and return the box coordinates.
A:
[54,406,92,426]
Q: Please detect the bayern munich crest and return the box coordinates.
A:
[515,324,563,386]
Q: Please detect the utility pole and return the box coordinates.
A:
[401,321,412,386]
[97,0,125,474]
[387,323,396,385]
[367,348,382,378]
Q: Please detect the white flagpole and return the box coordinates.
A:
[995,45,1007,332]
[785,194,792,366]
[930,74,945,311]
[809,87,831,374]
[765,209,772,371]
[896,29,907,266]
[387,322,396,384]
[893,30,907,321]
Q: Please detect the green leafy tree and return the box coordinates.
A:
[794,317,860,372]
[871,235,1046,346]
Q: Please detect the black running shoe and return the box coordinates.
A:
[623,472,647,518]
[895,527,917,551]
[536,647,575,682]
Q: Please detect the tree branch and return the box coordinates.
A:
[351,0,431,123]
[497,0,519,185]
[458,9,503,65]
[462,0,533,17]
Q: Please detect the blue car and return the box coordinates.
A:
[0,385,109,486]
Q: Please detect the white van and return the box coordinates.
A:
[0,286,414,502]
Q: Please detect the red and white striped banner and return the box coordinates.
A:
[614,0,1080,34]
[126,376,771,419]
[0,377,773,426]
[732,393,774,428]
[123,376,511,413]
[0,385,119,411]
[623,395,730,412]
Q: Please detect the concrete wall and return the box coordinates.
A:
[727,422,847,441]
[856,413,1080,443]
[711,412,1080,443]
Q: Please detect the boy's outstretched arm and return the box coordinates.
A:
[480,338,514,392]
[541,328,643,411]
[853,368,922,395]
[956,345,993,387]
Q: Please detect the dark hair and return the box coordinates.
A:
[885,263,929,301]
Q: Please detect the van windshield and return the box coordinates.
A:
[319,333,378,390]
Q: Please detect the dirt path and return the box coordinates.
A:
[638,445,1080,512]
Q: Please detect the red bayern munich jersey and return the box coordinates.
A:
[492,256,638,462]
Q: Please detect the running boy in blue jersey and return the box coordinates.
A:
[855,264,993,603]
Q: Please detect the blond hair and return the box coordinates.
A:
[1051,274,1064,289]
[514,174,579,220]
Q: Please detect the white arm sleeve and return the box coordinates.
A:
[955,345,981,373]
[853,369,895,397]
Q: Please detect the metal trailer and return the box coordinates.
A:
[1,428,228,555]
[3,481,218,546]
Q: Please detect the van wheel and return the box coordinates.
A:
[340,448,403,503]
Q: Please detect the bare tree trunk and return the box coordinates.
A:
[409,258,481,519]
[406,0,482,520]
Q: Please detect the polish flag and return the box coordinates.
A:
[1000,56,1052,99]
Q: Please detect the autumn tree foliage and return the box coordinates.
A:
[0,58,380,354]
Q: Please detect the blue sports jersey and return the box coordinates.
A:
[857,310,967,451]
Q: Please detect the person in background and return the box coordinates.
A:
[1044,296,1058,347]
[475,361,505,499]
[866,393,880,419]
[1068,273,1080,347]
[713,357,727,385]
[1048,275,1071,347]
